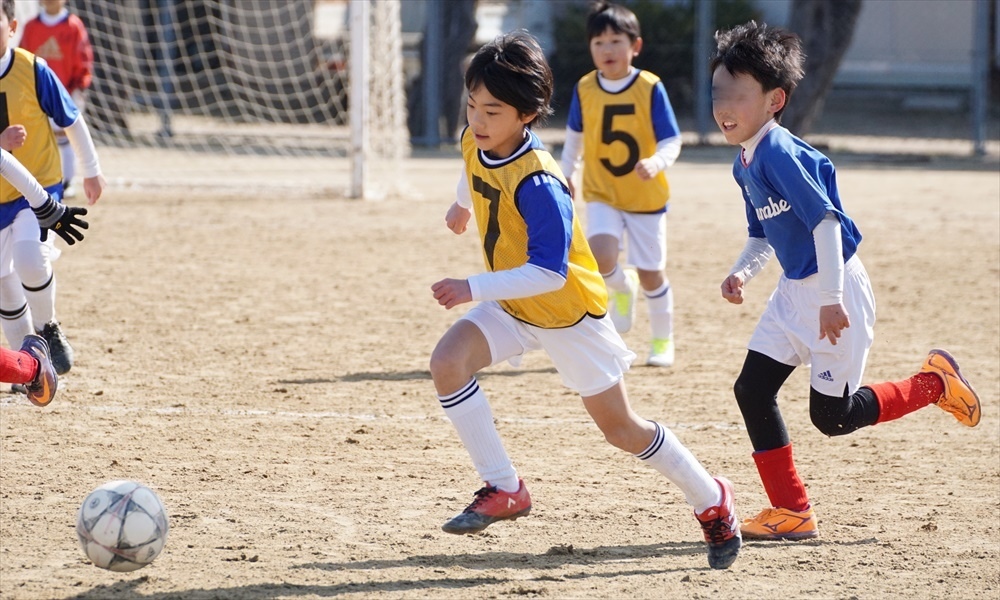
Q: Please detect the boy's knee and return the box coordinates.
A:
[809,389,853,436]
[810,408,851,437]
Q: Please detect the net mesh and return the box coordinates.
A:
[66,0,408,195]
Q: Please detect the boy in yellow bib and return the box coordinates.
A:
[430,30,741,570]
[560,2,683,367]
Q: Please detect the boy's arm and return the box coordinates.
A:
[0,149,89,245]
[445,169,472,234]
[636,82,683,179]
[62,117,104,205]
[635,135,681,179]
[814,213,850,344]
[559,84,584,182]
[721,236,772,305]
[464,173,570,303]
[728,236,773,284]
[0,148,49,207]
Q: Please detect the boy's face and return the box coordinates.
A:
[40,0,67,16]
[0,6,15,57]
[589,28,641,80]
[466,84,535,160]
[711,67,786,145]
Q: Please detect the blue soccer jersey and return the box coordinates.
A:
[733,127,862,280]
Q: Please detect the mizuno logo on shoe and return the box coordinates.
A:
[818,370,834,382]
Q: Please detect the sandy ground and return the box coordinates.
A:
[0,134,998,599]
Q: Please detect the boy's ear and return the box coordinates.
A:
[633,37,643,56]
[768,88,787,114]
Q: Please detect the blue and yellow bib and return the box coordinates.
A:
[461,127,607,328]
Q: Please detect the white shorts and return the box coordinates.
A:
[585,201,667,271]
[461,300,636,397]
[748,255,876,397]
[0,209,53,279]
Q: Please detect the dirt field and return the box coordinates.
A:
[0,136,997,599]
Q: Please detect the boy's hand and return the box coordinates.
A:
[566,179,576,199]
[819,303,850,345]
[0,125,27,151]
[82,174,106,205]
[445,202,471,234]
[721,273,745,304]
[432,278,472,309]
[32,196,89,245]
[634,158,659,181]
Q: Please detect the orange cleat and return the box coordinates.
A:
[442,479,532,535]
[921,349,981,427]
[740,506,818,540]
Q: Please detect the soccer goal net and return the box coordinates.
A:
[69,0,408,198]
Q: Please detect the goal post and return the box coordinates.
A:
[67,0,408,198]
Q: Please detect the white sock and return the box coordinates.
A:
[21,273,56,330]
[602,264,628,292]
[0,304,33,350]
[12,240,56,328]
[438,378,520,492]
[635,422,721,513]
[645,281,674,340]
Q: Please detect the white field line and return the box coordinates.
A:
[0,399,744,431]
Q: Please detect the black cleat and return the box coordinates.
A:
[39,321,73,375]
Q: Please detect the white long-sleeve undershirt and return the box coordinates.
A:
[0,148,49,208]
[454,167,567,301]
[728,236,774,283]
[813,213,845,304]
[63,117,102,179]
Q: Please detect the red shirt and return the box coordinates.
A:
[19,13,94,94]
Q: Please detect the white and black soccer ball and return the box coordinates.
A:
[76,480,169,572]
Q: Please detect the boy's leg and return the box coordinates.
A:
[587,203,636,333]
[0,273,34,350]
[642,276,674,367]
[0,345,37,385]
[868,349,980,427]
[734,350,818,539]
[582,383,741,569]
[430,312,530,534]
[11,217,73,374]
[629,213,673,366]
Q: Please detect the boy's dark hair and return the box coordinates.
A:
[586,2,641,42]
[710,21,805,121]
[465,30,554,127]
[1,0,13,23]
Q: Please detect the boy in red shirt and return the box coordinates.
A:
[19,0,93,194]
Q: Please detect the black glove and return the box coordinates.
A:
[32,195,89,245]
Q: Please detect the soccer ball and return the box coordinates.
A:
[76,480,169,572]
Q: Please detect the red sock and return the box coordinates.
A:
[0,347,38,385]
[870,373,943,424]
[753,444,810,512]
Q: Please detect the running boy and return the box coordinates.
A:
[19,0,94,194]
[710,21,982,541]
[1,147,87,406]
[560,2,683,367]
[430,31,740,570]
[0,0,104,374]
